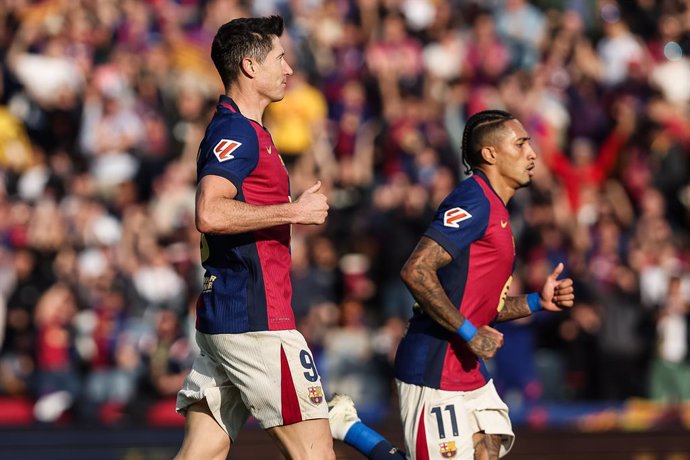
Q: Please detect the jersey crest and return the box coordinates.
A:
[308,386,323,404]
[213,139,242,162]
[443,207,472,228]
[439,441,458,458]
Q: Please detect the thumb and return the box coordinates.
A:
[549,262,564,280]
[304,181,322,194]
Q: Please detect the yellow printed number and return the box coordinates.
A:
[200,234,210,263]
[496,276,513,312]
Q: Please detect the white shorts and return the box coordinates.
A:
[396,379,514,460]
[176,330,328,441]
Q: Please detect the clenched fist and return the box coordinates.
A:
[467,325,504,359]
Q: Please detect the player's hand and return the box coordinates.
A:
[293,181,329,225]
[540,262,575,312]
[467,325,504,359]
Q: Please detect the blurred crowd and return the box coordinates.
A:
[0,0,689,427]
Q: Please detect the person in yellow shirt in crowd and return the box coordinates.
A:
[0,107,33,173]
[265,69,329,170]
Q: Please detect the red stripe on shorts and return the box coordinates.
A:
[415,403,430,460]
[280,345,303,425]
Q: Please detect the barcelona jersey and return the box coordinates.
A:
[195,96,295,334]
[394,170,515,391]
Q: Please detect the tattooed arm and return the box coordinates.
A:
[400,237,461,331]
[400,236,504,359]
[496,263,575,323]
[495,295,531,322]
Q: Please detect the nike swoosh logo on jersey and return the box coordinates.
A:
[500,220,508,228]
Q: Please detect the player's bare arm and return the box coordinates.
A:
[401,237,465,331]
[401,237,504,359]
[497,263,575,323]
[196,175,328,234]
[495,295,531,322]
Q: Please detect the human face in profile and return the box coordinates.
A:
[255,35,293,103]
[493,119,537,190]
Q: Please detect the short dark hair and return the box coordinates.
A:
[211,15,284,89]
[461,109,516,174]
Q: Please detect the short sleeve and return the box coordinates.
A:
[197,116,259,193]
[424,179,490,259]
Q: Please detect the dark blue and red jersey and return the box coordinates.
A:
[394,170,515,391]
[195,96,295,334]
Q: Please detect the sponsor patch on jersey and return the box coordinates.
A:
[202,275,216,293]
[443,207,472,228]
[213,139,242,162]
[308,386,323,405]
[439,441,457,458]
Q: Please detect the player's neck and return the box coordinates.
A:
[476,167,515,205]
[226,87,269,126]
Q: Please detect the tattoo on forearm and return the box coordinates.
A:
[496,295,531,322]
[403,237,462,332]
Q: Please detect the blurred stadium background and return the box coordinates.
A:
[0,0,689,458]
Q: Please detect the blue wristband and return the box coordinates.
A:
[527,292,542,312]
[456,320,477,341]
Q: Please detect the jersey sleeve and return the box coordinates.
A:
[197,116,259,193]
[424,179,490,259]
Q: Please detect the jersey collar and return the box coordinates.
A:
[218,95,240,113]
[472,169,508,208]
[217,95,267,130]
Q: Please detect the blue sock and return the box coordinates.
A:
[343,421,386,456]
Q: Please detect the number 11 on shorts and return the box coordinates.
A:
[431,404,459,439]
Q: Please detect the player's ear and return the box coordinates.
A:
[480,146,497,165]
[241,57,255,77]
